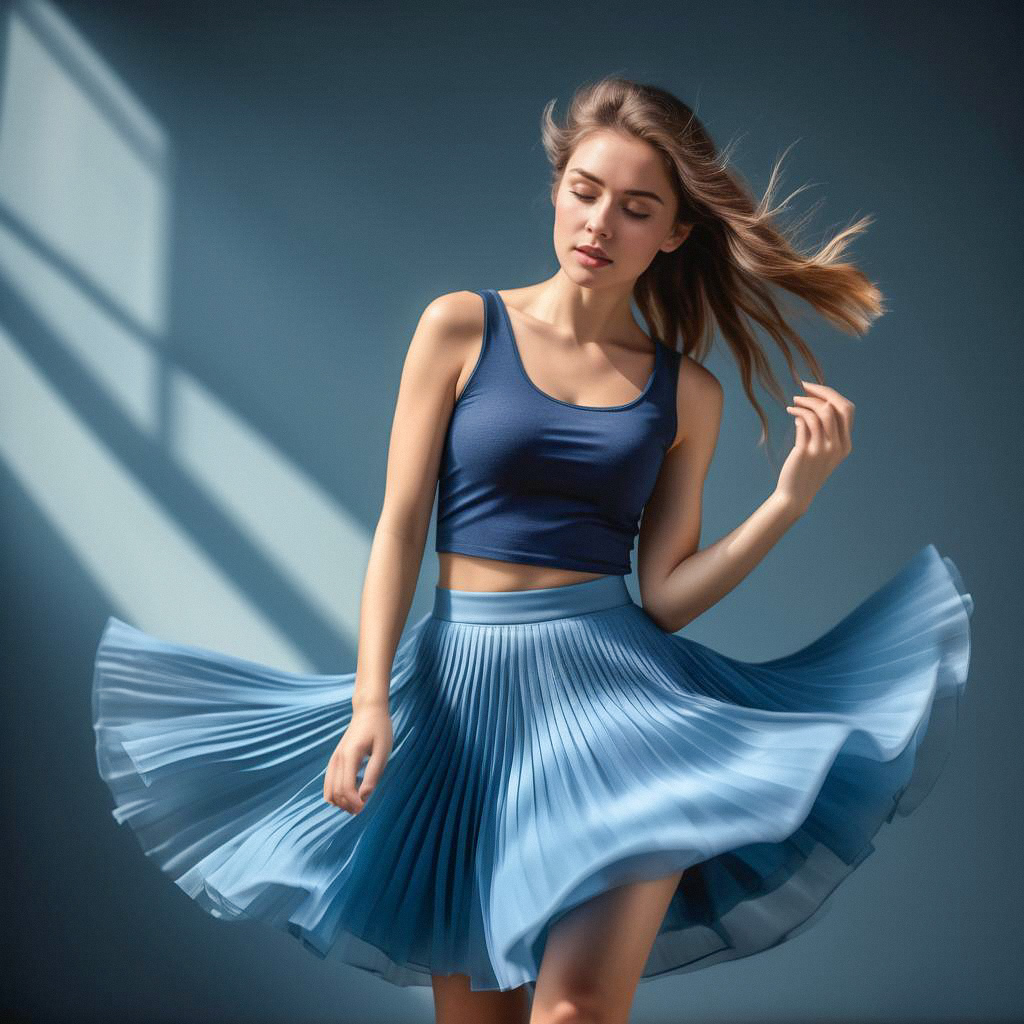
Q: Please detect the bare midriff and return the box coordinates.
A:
[436,551,609,593]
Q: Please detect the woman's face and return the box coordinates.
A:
[553,130,691,288]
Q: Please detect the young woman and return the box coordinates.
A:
[92,77,974,1024]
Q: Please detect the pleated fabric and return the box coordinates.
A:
[92,542,973,992]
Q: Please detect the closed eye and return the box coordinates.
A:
[569,190,651,220]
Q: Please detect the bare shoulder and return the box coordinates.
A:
[418,289,484,333]
[679,354,722,402]
[667,353,723,450]
[404,290,482,386]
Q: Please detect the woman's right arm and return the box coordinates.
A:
[323,289,485,815]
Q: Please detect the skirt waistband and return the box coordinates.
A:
[432,574,632,624]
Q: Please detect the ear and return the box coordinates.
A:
[661,221,693,254]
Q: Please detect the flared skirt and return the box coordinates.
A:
[91,542,973,992]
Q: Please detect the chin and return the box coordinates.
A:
[561,258,610,285]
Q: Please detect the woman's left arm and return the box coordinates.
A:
[636,367,853,634]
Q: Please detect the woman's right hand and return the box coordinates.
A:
[323,702,393,815]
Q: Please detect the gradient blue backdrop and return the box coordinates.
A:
[1,1,1019,1021]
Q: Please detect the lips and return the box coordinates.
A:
[576,246,612,262]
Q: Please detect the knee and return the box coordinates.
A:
[531,996,618,1024]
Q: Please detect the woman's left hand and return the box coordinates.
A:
[775,379,854,516]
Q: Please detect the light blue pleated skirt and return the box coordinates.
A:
[92,542,973,992]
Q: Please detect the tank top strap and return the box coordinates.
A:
[459,289,521,398]
[652,341,682,407]
[651,341,683,447]
[469,288,678,417]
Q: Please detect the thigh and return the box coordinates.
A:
[431,972,531,1024]
[532,870,685,1024]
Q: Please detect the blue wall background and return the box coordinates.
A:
[2,0,1020,1021]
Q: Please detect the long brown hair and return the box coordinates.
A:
[541,75,887,451]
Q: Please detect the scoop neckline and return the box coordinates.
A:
[493,289,660,412]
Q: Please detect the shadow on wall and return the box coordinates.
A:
[0,0,380,674]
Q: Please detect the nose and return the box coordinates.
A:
[585,199,613,237]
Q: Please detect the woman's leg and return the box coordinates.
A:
[530,869,685,1024]
[431,972,532,1024]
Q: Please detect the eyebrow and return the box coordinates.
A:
[567,167,666,205]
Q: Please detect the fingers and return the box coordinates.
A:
[800,379,855,414]
[324,741,369,814]
[358,748,386,802]
[792,393,837,448]
[800,379,855,451]
[337,746,366,812]
[786,401,822,448]
[785,408,807,447]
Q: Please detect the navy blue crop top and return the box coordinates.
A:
[434,288,682,576]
